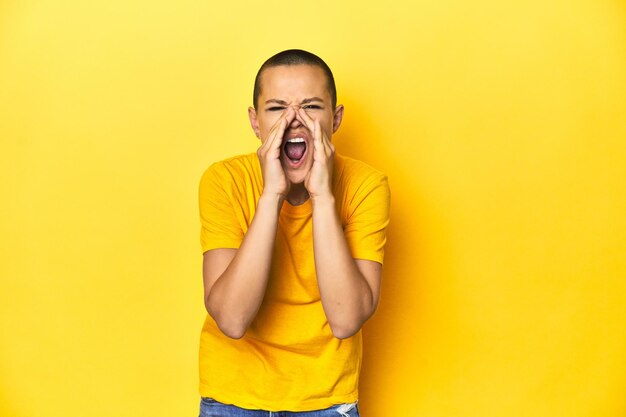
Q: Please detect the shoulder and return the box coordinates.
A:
[200,153,260,188]
[201,153,259,180]
[334,153,389,192]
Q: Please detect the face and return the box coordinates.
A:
[248,64,344,185]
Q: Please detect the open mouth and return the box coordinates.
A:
[282,137,307,166]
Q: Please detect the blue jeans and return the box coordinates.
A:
[199,397,360,417]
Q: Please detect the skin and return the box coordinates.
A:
[202,64,382,339]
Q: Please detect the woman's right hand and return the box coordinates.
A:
[256,106,295,199]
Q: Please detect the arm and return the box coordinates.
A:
[312,195,382,339]
[203,193,283,339]
[202,109,294,339]
[298,108,384,339]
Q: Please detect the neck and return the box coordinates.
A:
[286,183,309,206]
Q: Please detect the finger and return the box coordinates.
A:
[270,107,295,151]
[321,129,333,156]
[313,119,326,160]
[263,108,292,153]
[296,107,316,135]
[265,117,288,155]
[315,119,334,160]
[314,118,333,154]
[309,114,323,150]
[314,119,326,148]
[265,109,288,141]
[259,119,279,153]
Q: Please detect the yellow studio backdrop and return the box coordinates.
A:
[1,0,625,416]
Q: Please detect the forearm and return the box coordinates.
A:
[312,195,376,339]
[207,193,283,338]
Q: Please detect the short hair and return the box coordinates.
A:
[253,49,337,110]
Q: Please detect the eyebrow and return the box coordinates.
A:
[264,97,325,106]
[301,97,324,104]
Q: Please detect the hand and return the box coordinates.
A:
[296,107,334,200]
[257,107,295,199]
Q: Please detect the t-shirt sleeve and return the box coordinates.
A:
[198,164,244,253]
[343,173,391,265]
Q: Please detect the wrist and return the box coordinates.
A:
[258,192,285,212]
[311,192,335,208]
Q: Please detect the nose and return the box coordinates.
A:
[288,109,302,129]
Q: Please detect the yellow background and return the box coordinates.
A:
[1,1,625,416]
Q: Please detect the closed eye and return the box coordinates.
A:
[266,106,286,112]
[302,104,322,110]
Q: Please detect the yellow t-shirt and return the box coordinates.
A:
[198,152,390,411]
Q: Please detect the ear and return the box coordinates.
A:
[332,104,344,133]
[248,106,261,140]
